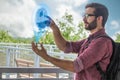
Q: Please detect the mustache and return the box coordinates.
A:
[84,21,89,24]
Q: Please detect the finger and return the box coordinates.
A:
[45,16,54,25]
[32,42,38,52]
[31,41,35,49]
[31,41,34,46]
[32,41,36,46]
[32,43,36,51]
[40,43,44,49]
[37,43,44,50]
[32,42,36,49]
[45,15,52,21]
[36,43,38,47]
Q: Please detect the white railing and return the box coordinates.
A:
[0,43,76,67]
[0,67,73,80]
[0,43,76,80]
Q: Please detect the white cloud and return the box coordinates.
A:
[0,0,36,38]
[110,20,120,33]
[113,30,120,40]
[110,20,120,29]
[0,0,88,38]
[109,20,120,40]
[50,0,88,24]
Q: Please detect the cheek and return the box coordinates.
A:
[87,18,95,24]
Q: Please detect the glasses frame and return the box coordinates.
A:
[83,14,97,18]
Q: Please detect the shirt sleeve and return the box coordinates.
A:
[73,37,113,72]
[64,39,86,53]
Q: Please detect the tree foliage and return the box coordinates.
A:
[0,30,13,42]
[39,31,54,44]
[56,12,87,41]
[115,33,120,42]
[0,12,87,44]
[0,30,32,43]
[39,12,87,44]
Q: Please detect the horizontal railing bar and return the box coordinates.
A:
[0,67,73,80]
[0,78,71,80]
[0,67,72,73]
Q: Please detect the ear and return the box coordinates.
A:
[97,16,103,25]
[96,16,103,28]
[97,16,103,22]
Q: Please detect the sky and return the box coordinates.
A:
[0,0,120,40]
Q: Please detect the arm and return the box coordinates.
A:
[49,19,67,51]
[32,42,75,72]
[46,55,75,72]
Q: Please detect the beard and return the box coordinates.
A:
[85,19,97,30]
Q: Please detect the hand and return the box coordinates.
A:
[45,16,57,29]
[32,42,49,60]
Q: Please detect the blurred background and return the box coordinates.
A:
[0,0,120,44]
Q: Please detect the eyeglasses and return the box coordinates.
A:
[83,14,96,18]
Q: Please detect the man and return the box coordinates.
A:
[32,3,113,80]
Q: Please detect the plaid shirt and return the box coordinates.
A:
[64,29,113,80]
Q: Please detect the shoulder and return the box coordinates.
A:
[90,37,112,49]
[92,36,112,44]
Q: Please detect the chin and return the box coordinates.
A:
[85,26,89,30]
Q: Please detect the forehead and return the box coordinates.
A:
[85,7,95,14]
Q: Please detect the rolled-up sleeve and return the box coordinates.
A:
[64,42,73,53]
[73,37,113,73]
[74,57,84,73]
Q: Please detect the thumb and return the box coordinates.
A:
[40,43,45,50]
[45,16,55,26]
[45,15,52,21]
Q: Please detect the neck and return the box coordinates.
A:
[90,26,103,35]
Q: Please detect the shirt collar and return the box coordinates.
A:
[88,28,106,40]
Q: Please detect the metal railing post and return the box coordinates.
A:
[6,48,10,78]
[0,73,2,79]
[33,53,40,78]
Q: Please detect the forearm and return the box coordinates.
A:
[45,55,75,72]
[51,24,67,51]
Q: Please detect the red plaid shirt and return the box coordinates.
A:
[64,29,113,80]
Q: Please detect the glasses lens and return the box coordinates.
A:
[83,14,96,18]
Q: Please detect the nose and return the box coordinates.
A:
[83,17,87,23]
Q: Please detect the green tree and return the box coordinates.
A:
[0,30,13,42]
[0,30,32,43]
[40,31,54,44]
[0,12,87,44]
[56,12,87,41]
[39,12,87,44]
[115,33,120,42]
